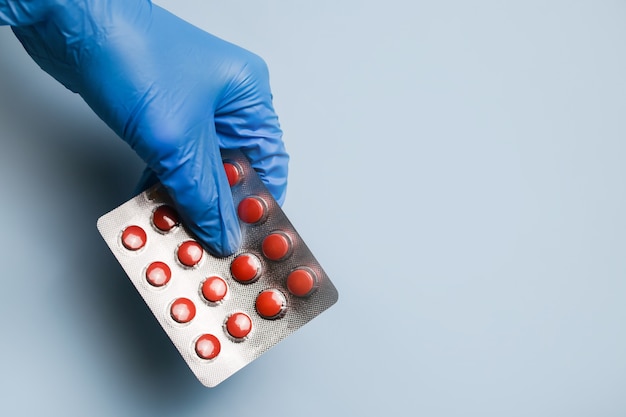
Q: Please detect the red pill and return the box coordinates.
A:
[201,276,228,303]
[177,241,203,267]
[225,312,252,339]
[121,225,147,251]
[152,205,179,232]
[255,289,287,320]
[195,334,221,360]
[237,196,267,224]
[145,261,171,287]
[230,254,261,283]
[262,232,292,261]
[287,268,318,297]
[170,298,196,323]
[223,162,241,186]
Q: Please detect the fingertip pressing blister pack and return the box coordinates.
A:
[97,150,339,387]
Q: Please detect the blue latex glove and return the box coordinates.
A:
[0,1,289,257]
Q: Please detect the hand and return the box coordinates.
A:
[1,0,289,256]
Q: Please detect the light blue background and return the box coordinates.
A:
[1,1,625,416]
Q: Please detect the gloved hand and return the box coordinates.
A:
[0,0,289,257]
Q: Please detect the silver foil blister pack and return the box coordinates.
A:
[97,149,339,387]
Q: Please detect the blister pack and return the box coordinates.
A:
[97,149,338,387]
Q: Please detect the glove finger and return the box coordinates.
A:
[164,129,241,257]
[214,52,289,205]
[130,112,241,257]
